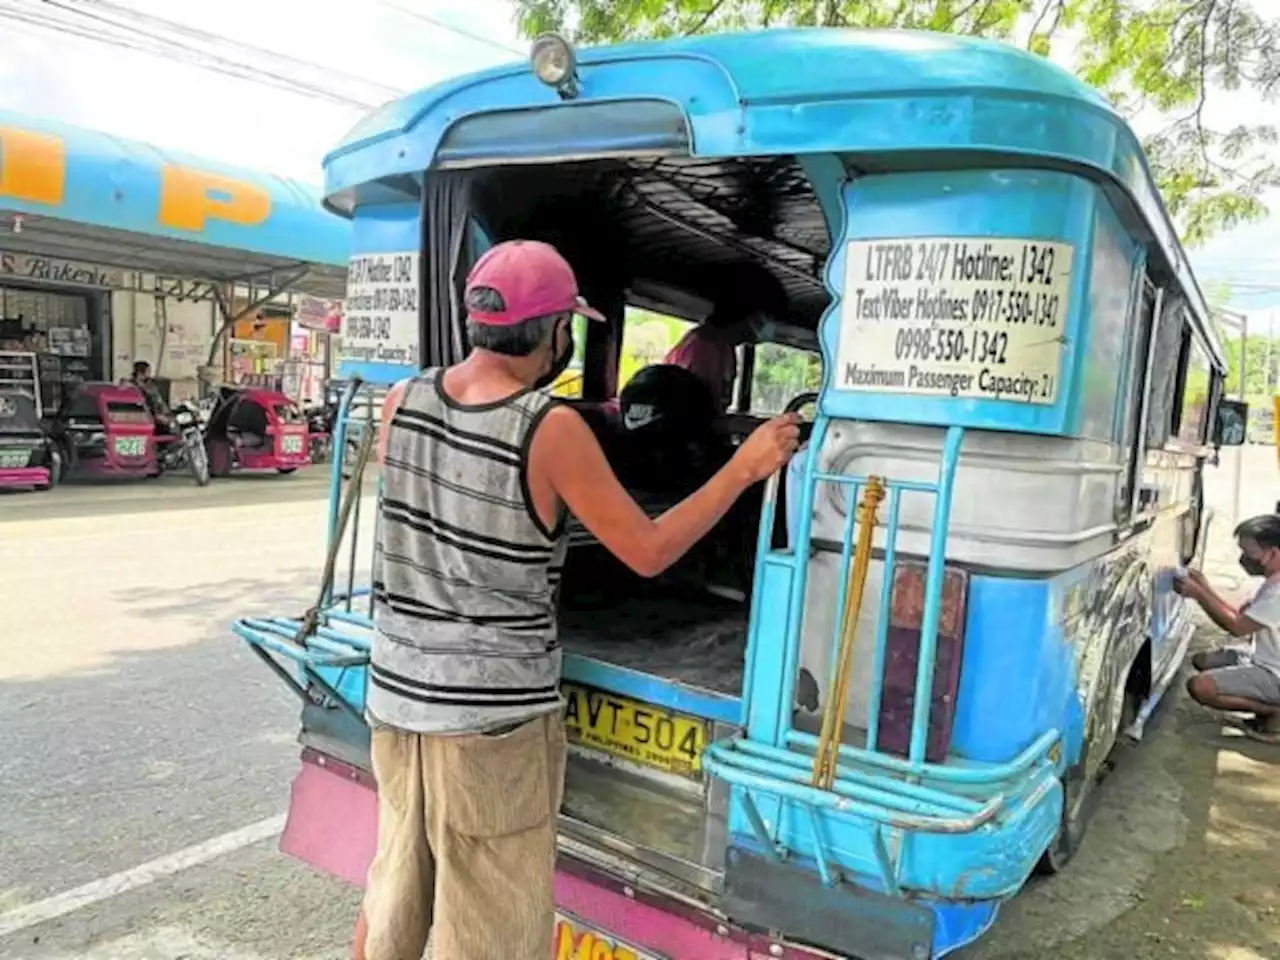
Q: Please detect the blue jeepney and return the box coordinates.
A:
[234,27,1247,960]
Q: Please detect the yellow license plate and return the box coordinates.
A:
[555,911,666,960]
[562,682,708,777]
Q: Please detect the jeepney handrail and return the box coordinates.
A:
[233,617,371,663]
[785,728,1059,785]
[704,727,1060,835]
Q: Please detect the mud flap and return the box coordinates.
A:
[723,846,935,960]
[279,748,378,887]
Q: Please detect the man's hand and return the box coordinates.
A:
[1173,567,1208,599]
[729,414,802,485]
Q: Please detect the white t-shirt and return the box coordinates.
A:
[1242,576,1280,677]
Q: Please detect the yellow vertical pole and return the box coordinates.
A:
[811,476,885,791]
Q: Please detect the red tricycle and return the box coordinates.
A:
[204,386,310,477]
[0,351,60,491]
[53,382,158,480]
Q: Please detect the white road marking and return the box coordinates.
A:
[0,814,286,939]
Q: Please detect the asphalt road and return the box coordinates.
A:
[0,447,1274,960]
[0,468,369,960]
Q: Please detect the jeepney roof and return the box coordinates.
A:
[325,29,1109,168]
[322,28,1223,368]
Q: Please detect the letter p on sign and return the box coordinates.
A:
[0,128,66,205]
[159,166,271,231]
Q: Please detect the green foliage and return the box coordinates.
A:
[750,342,823,413]
[617,308,695,389]
[512,0,1280,248]
[1222,332,1279,397]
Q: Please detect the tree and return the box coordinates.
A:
[512,0,1280,247]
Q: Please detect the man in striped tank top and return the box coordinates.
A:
[354,240,800,960]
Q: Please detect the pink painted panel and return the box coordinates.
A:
[279,755,377,887]
[0,466,49,487]
[281,754,834,959]
[556,871,750,959]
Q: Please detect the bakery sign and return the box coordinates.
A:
[0,252,122,290]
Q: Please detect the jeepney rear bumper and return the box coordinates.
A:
[280,746,836,960]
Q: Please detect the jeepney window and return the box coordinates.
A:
[1143,296,1187,449]
[746,342,822,416]
[618,307,696,392]
[546,315,590,399]
[1172,332,1213,445]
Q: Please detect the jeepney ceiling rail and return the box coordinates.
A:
[622,192,825,290]
[624,156,828,259]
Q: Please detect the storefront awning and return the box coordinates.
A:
[0,111,350,299]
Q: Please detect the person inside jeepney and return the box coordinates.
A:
[1176,513,1280,744]
[590,317,742,431]
[355,239,800,960]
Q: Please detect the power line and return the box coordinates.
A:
[0,0,390,109]
[53,0,403,101]
[4,0,525,112]
[34,0,386,108]
[375,0,524,56]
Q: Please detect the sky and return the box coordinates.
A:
[1,0,1279,321]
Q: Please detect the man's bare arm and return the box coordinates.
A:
[529,405,798,578]
[376,379,410,464]
[1178,574,1257,637]
[1193,588,1259,637]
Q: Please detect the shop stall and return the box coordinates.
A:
[0,110,349,405]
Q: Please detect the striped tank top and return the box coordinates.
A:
[369,368,568,734]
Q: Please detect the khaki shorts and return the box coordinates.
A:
[362,713,566,960]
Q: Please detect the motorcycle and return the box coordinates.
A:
[302,400,336,463]
[154,402,211,486]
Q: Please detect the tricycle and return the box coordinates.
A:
[53,381,157,481]
[0,351,60,491]
[203,385,311,478]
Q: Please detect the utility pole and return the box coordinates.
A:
[1217,309,1248,525]
[1264,312,1274,394]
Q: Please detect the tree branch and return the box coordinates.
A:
[1026,0,1065,46]
[683,0,725,34]
[1193,1,1218,185]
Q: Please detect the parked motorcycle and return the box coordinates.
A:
[303,400,336,463]
[155,402,211,486]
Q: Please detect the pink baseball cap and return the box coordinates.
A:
[464,240,605,327]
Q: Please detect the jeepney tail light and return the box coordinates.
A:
[878,561,969,763]
[888,561,968,635]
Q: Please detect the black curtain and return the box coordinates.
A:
[420,170,479,368]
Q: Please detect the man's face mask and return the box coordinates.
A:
[1240,550,1268,577]
[534,317,574,391]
